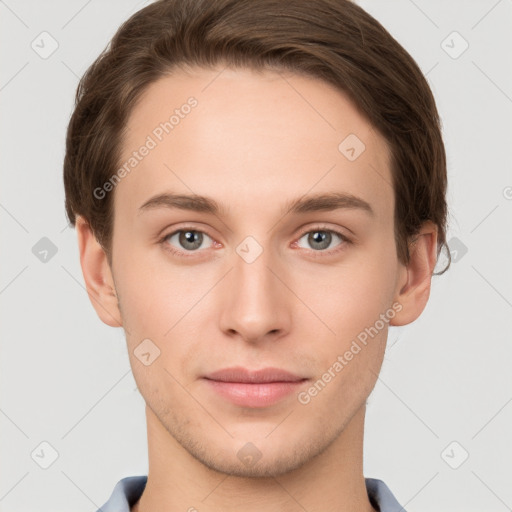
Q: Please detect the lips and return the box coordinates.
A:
[204,366,306,384]
[202,366,308,408]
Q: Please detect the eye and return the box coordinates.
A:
[160,228,214,256]
[295,226,351,254]
[158,225,352,259]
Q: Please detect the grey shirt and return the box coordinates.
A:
[97,475,407,511]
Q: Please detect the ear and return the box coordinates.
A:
[390,221,439,326]
[75,215,123,328]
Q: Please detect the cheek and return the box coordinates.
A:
[300,247,395,385]
[113,241,220,378]
[129,358,198,424]
[302,321,387,414]
[311,261,396,342]
[114,250,195,335]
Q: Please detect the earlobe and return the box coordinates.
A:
[75,215,123,328]
[390,221,439,327]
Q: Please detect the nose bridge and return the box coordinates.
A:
[234,241,276,301]
[219,235,290,341]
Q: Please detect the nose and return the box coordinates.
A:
[218,242,292,345]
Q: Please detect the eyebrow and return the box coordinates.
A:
[137,191,374,218]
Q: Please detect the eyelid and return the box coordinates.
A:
[295,223,351,241]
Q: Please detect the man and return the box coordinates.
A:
[63,0,450,510]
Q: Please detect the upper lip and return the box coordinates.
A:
[204,366,306,383]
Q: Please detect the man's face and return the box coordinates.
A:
[110,66,404,477]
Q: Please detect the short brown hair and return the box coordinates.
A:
[63,0,451,273]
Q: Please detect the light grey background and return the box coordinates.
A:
[1,0,511,511]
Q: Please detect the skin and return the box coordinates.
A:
[76,66,438,512]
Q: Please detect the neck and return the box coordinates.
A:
[132,403,376,512]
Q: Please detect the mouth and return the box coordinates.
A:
[202,366,309,408]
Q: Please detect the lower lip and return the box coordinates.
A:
[203,379,307,408]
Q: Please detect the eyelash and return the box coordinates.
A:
[158,224,352,259]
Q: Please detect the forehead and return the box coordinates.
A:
[115,66,393,223]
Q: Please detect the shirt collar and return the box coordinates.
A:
[97,475,407,512]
